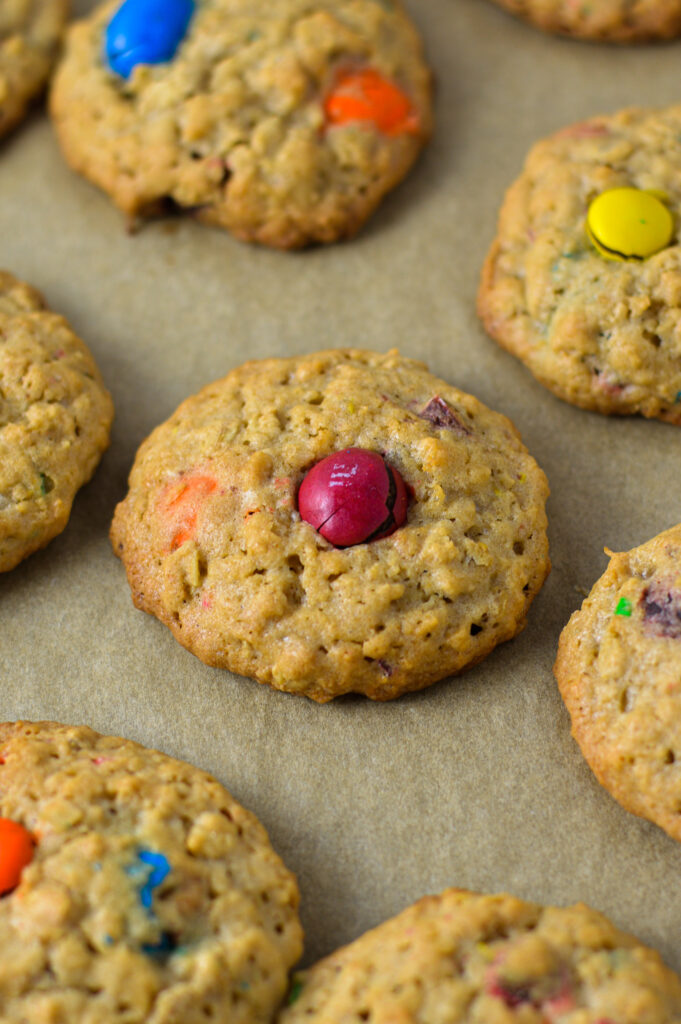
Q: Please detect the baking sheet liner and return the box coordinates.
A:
[2,0,681,971]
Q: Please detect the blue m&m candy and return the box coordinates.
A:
[105,0,195,79]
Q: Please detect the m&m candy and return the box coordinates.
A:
[586,187,674,262]
[324,68,419,136]
[0,817,34,895]
[298,448,408,548]
[105,0,195,79]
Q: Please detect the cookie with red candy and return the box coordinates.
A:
[555,522,681,844]
[111,349,549,701]
[278,889,681,1024]
[50,0,432,248]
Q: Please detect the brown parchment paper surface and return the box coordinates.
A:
[2,0,681,974]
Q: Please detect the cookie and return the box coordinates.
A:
[0,0,68,138]
[110,348,550,702]
[279,888,681,1023]
[0,720,303,1022]
[487,0,681,41]
[478,105,681,424]
[49,0,432,249]
[0,270,113,572]
[555,523,681,843]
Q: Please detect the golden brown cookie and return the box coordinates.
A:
[0,0,68,138]
[49,0,432,248]
[110,349,550,702]
[478,105,681,424]
[0,720,303,1022]
[487,0,681,42]
[279,888,681,1024]
[0,270,113,572]
[555,523,681,844]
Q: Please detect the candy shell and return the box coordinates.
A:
[587,187,674,262]
[298,448,408,547]
[324,68,419,136]
[105,0,195,79]
[0,817,34,894]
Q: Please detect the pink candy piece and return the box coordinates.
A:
[558,120,610,138]
[486,976,531,1008]
[298,448,408,548]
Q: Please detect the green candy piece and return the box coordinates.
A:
[287,978,304,1005]
[615,597,632,617]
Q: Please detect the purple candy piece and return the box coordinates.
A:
[419,396,470,434]
[641,581,681,639]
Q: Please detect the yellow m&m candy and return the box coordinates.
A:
[586,187,674,261]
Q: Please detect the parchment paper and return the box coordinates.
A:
[3,0,681,973]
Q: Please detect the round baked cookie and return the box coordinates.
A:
[0,270,113,572]
[0,0,68,138]
[487,0,681,42]
[0,720,303,1022]
[110,348,550,702]
[555,523,681,844]
[279,888,681,1023]
[478,105,681,424]
[49,0,432,249]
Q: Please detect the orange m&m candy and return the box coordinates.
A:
[0,818,34,894]
[324,68,419,136]
[159,472,219,551]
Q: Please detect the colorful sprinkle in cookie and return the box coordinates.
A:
[110,349,550,702]
[478,105,681,424]
[487,0,681,41]
[0,0,68,138]
[49,0,432,248]
[0,270,113,572]
[0,720,302,1021]
[278,889,681,1024]
[555,523,681,844]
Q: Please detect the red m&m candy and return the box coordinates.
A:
[298,448,408,547]
[0,818,34,895]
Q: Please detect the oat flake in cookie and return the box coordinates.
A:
[0,0,68,139]
[555,524,681,844]
[487,0,681,41]
[0,271,113,572]
[478,105,681,424]
[279,889,681,1023]
[49,0,432,249]
[0,721,303,1022]
[110,349,550,702]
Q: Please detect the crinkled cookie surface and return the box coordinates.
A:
[0,270,113,572]
[555,523,681,844]
[0,720,303,1023]
[487,0,681,41]
[50,0,432,248]
[278,889,681,1024]
[0,0,68,137]
[110,348,549,702]
[478,105,681,423]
